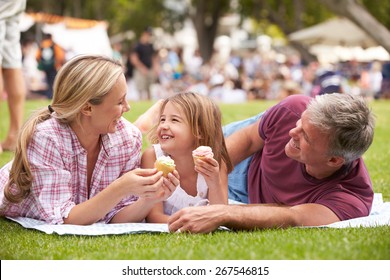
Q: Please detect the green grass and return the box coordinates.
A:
[1,98,390,260]
[1,218,389,259]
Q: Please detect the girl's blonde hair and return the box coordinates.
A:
[148,92,233,173]
[4,55,124,203]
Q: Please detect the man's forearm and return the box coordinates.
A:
[222,204,298,230]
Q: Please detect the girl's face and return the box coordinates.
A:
[157,101,196,156]
[89,74,130,135]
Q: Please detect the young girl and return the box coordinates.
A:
[141,92,233,223]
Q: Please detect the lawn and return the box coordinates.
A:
[0,98,389,260]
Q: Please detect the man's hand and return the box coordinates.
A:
[167,205,226,233]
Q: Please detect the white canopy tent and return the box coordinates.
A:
[310,45,389,64]
[20,12,113,58]
[288,17,377,48]
[288,17,389,63]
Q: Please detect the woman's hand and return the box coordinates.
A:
[118,168,164,198]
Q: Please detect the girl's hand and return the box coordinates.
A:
[147,170,180,203]
[194,157,220,187]
[163,170,180,198]
[195,158,228,205]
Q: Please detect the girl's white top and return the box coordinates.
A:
[153,144,209,215]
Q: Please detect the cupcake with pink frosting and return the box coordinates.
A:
[192,146,214,165]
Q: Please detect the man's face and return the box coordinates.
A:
[141,31,152,43]
[285,111,331,168]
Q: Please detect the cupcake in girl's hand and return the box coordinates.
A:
[192,146,214,165]
[155,156,176,177]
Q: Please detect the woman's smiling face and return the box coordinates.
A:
[89,74,130,135]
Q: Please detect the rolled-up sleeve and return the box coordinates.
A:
[27,131,76,224]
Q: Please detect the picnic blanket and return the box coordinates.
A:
[6,193,390,235]
[325,193,390,228]
[7,217,169,235]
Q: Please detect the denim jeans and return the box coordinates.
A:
[223,112,264,203]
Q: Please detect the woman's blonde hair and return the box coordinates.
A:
[148,92,233,173]
[4,55,124,203]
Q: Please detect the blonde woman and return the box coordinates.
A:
[0,55,177,225]
[142,92,233,223]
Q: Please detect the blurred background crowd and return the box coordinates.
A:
[11,0,390,103]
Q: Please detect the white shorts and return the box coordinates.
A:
[0,12,22,69]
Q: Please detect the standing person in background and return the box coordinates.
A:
[130,27,158,100]
[379,62,390,99]
[0,0,27,153]
[111,42,123,65]
[36,33,65,99]
[124,46,138,101]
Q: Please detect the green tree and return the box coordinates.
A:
[26,0,169,36]
[319,0,390,53]
[237,0,334,63]
[238,0,390,63]
[189,0,231,63]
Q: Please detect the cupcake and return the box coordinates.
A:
[192,146,214,164]
[155,156,176,177]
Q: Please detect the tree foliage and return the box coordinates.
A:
[26,0,180,38]
[319,0,390,53]
[238,0,390,63]
[189,0,231,63]
[362,0,390,29]
[238,0,333,33]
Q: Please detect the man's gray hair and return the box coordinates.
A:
[306,93,375,163]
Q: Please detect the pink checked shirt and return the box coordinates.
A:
[0,117,142,224]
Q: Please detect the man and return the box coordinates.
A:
[168,93,375,233]
[0,0,26,153]
[130,27,158,100]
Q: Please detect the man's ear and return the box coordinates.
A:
[80,102,93,116]
[328,156,345,167]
